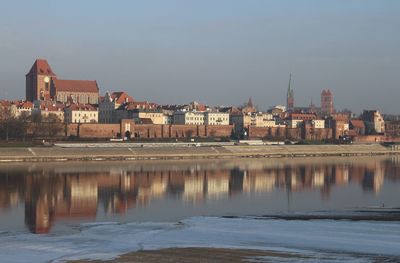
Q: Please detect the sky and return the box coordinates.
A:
[0,0,399,114]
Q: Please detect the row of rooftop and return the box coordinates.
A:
[1,59,400,140]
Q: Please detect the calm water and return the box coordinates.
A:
[0,156,399,234]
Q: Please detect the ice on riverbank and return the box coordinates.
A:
[0,216,399,262]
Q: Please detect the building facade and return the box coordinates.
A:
[173,111,205,125]
[26,59,99,104]
[132,110,170,125]
[99,92,134,123]
[204,112,229,126]
[26,59,57,102]
[10,101,33,118]
[362,110,385,134]
[32,101,65,122]
[64,104,98,124]
[321,89,334,116]
[51,79,99,104]
[230,112,276,136]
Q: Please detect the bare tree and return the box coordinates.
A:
[0,106,14,141]
[43,114,64,139]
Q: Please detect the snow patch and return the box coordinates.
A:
[0,217,399,262]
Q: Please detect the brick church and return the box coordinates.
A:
[26,59,99,104]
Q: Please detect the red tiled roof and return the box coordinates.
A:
[290,113,317,120]
[332,114,349,121]
[111,92,134,104]
[66,103,97,111]
[26,59,56,76]
[0,100,11,107]
[123,101,158,110]
[14,101,33,109]
[196,103,206,112]
[350,119,365,129]
[39,101,65,111]
[53,79,99,93]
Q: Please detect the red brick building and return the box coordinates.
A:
[321,89,334,116]
[26,59,99,104]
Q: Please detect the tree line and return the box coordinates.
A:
[0,108,64,141]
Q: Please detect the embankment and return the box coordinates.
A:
[0,143,399,163]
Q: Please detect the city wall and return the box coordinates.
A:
[66,122,233,139]
[247,126,332,141]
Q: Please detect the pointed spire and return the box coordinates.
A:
[26,59,56,76]
[247,97,254,108]
[286,73,294,110]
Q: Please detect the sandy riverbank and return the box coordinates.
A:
[68,248,293,263]
[0,143,399,162]
[68,247,395,263]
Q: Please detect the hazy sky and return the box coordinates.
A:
[0,0,399,114]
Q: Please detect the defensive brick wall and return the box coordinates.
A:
[66,123,233,139]
[248,126,333,141]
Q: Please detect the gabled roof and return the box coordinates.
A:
[289,113,317,120]
[26,59,56,76]
[13,100,33,109]
[53,79,99,93]
[120,101,158,111]
[38,101,65,111]
[111,92,134,104]
[66,103,97,111]
[350,119,365,129]
[321,89,332,96]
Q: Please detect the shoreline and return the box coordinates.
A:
[68,247,398,263]
[0,143,399,163]
[67,248,312,263]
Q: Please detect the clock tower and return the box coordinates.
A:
[26,59,57,101]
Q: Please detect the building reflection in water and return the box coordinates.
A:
[0,158,399,234]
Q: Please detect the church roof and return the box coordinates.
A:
[26,59,56,76]
[53,79,99,93]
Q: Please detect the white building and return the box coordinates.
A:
[132,110,171,125]
[312,119,325,129]
[230,112,277,134]
[32,101,65,122]
[10,101,33,118]
[204,112,229,125]
[173,111,205,125]
[64,104,98,123]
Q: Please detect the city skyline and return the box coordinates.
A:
[0,1,399,114]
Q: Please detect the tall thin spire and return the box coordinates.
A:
[286,73,294,111]
[247,97,253,108]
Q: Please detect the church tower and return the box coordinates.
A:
[321,89,334,116]
[286,74,294,111]
[26,59,57,102]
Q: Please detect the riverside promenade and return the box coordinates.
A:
[0,143,399,162]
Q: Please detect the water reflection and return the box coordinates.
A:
[0,156,399,233]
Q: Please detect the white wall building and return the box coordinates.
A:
[64,104,98,124]
[173,111,205,125]
[204,112,229,125]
